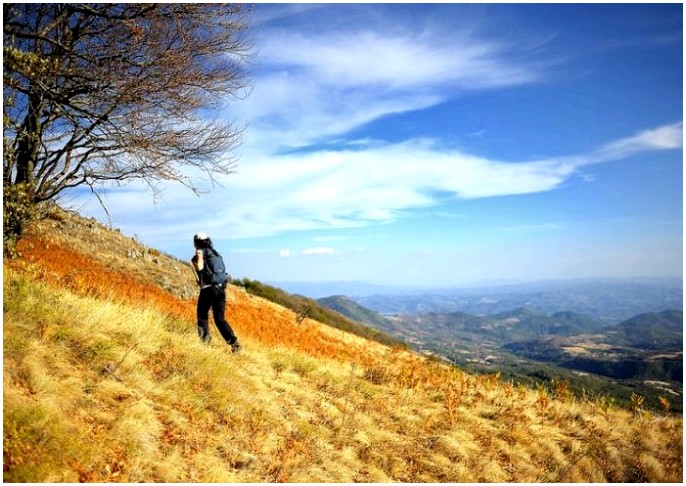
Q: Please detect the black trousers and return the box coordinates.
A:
[197,285,238,345]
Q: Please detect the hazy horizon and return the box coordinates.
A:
[266,275,684,299]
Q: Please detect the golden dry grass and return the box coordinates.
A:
[3,207,683,482]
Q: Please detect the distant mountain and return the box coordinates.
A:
[316,295,396,333]
[315,299,608,361]
[490,308,604,340]
[268,281,419,299]
[605,310,683,350]
[504,310,683,382]
[351,278,683,323]
[381,308,605,349]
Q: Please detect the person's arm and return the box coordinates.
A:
[191,249,204,286]
[195,249,204,271]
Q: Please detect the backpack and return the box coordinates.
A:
[201,248,228,287]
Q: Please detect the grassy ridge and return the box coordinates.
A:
[3,207,683,482]
[235,278,406,348]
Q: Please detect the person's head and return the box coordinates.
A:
[193,232,212,249]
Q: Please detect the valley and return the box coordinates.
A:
[318,296,683,412]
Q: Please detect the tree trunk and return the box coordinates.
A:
[14,89,42,200]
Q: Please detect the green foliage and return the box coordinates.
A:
[3,183,36,256]
[3,46,59,83]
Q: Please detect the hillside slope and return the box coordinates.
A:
[3,206,683,482]
[317,295,397,333]
[323,297,683,409]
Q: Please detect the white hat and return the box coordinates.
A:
[194,232,208,241]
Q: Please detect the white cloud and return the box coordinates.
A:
[589,122,683,162]
[238,23,546,150]
[278,249,293,257]
[258,30,539,91]
[212,122,682,239]
[240,73,443,150]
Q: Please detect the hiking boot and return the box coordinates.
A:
[230,341,242,354]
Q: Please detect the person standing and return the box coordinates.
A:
[191,233,241,353]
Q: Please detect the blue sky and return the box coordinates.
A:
[72,3,683,288]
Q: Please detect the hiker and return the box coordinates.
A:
[191,233,241,353]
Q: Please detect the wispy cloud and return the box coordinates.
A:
[239,19,548,150]
[216,122,682,238]
[258,29,540,91]
[589,122,683,162]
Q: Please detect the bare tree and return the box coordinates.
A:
[3,3,253,206]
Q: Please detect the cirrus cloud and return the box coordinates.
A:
[238,18,550,151]
[217,122,682,239]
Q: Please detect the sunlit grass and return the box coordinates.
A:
[3,209,683,482]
